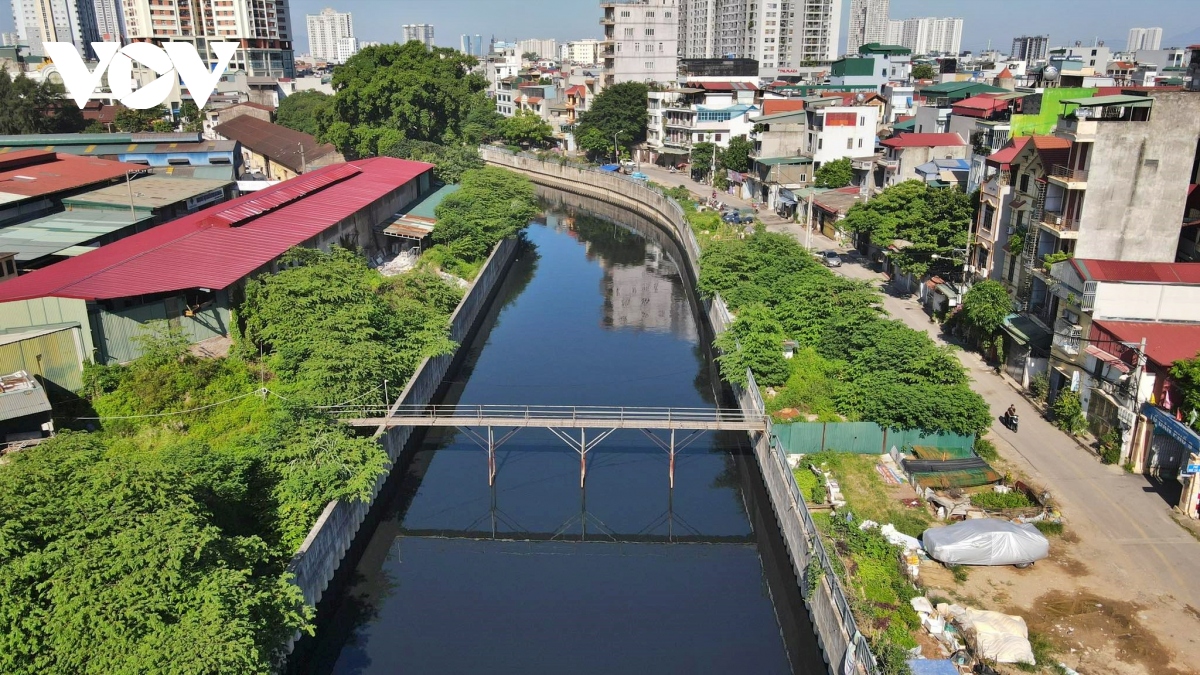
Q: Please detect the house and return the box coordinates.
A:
[811,186,866,244]
[1041,258,1200,463]
[213,116,344,180]
[972,137,1029,282]
[877,133,968,187]
[205,101,275,140]
[0,158,436,365]
[0,370,52,446]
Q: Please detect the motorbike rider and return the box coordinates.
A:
[1005,404,1019,431]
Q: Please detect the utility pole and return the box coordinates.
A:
[125,171,136,220]
[805,191,814,251]
[298,142,307,173]
[613,132,619,164]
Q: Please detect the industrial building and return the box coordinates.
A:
[0,157,436,369]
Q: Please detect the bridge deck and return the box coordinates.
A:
[334,404,767,431]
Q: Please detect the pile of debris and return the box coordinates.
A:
[908,596,1038,671]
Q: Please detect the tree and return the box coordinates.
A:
[1052,389,1086,435]
[522,51,538,61]
[574,81,648,156]
[715,304,792,388]
[814,157,854,188]
[178,101,204,133]
[151,118,174,132]
[276,90,330,137]
[381,139,483,184]
[575,126,614,160]
[115,104,169,132]
[0,71,84,134]
[842,180,973,278]
[690,142,717,179]
[319,42,486,157]
[1170,353,1200,432]
[912,63,937,80]
[461,92,503,145]
[498,109,554,148]
[430,167,538,266]
[959,280,1012,341]
[720,135,754,173]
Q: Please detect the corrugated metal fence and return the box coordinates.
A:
[0,325,85,392]
[774,422,975,456]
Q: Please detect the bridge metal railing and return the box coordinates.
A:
[328,403,763,425]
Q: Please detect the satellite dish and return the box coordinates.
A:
[855,92,865,103]
[1044,65,1060,80]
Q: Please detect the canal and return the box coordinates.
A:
[302,194,823,675]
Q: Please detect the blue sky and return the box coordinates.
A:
[283,0,1199,54]
[4,0,1197,56]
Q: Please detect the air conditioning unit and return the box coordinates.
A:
[1052,214,1063,226]
[1069,323,1084,337]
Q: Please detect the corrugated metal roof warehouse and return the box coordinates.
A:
[0,156,436,366]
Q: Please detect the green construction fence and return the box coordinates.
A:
[773,421,975,457]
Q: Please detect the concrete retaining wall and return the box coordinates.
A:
[284,236,519,648]
[483,147,878,675]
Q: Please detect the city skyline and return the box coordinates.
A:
[0,0,1195,57]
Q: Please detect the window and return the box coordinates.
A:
[859,115,865,126]
[620,10,630,17]
[665,11,671,17]
[659,42,663,52]
[818,138,823,150]
[645,61,654,69]
[1019,173,1030,194]
[715,134,722,142]
[858,138,863,148]
[847,138,853,150]
[646,10,654,16]
[644,28,654,36]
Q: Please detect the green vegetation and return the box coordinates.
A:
[178,101,204,133]
[970,490,1034,510]
[911,63,937,80]
[973,437,999,462]
[1034,521,1064,537]
[814,157,854,188]
[1169,351,1200,433]
[1098,429,1122,465]
[428,167,538,278]
[1042,250,1073,272]
[1052,390,1086,435]
[276,89,331,137]
[319,42,488,157]
[689,141,717,178]
[114,104,169,133]
[1030,373,1051,402]
[696,229,991,435]
[574,82,649,160]
[0,246,467,672]
[381,139,484,184]
[798,452,933,537]
[720,135,755,173]
[842,180,974,279]
[948,564,970,583]
[1017,632,1058,673]
[793,464,827,503]
[498,109,554,148]
[959,280,1012,344]
[0,71,84,134]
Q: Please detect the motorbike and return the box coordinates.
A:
[1002,411,1019,432]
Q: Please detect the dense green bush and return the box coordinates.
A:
[1099,430,1122,465]
[428,167,538,276]
[1030,373,1050,402]
[699,231,991,435]
[1052,389,1086,435]
[970,490,1034,510]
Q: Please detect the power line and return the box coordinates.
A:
[71,390,265,421]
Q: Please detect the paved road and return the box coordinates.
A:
[804,242,1200,615]
[639,162,1200,608]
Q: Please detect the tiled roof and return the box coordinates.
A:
[0,158,434,303]
[985,137,1030,168]
[1073,259,1200,285]
[213,116,340,173]
[694,81,759,92]
[762,99,807,115]
[880,133,966,148]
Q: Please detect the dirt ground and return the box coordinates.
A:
[907,439,1200,675]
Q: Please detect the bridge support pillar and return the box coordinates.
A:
[547,427,616,488]
[640,428,705,489]
[456,426,521,486]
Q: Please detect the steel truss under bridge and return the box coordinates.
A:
[334,404,767,488]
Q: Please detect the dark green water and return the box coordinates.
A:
[304,203,822,675]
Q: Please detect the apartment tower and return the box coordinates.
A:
[121,0,295,77]
[1010,35,1049,62]
[11,0,103,56]
[676,0,842,71]
[1126,27,1163,52]
[886,17,963,55]
[601,0,679,86]
[307,7,353,63]
[402,24,435,48]
[846,0,888,56]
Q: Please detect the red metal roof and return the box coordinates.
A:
[0,150,143,198]
[880,133,965,148]
[0,157,434,303]
[762,99,807,115]
[985,137,1030,168]
[952,95,1010,118]
[1072,259,1200,285]
[1092,320,1200,368]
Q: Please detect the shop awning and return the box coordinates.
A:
[778,194,797,206]
[1001,314,1052,351]
[1085,344,1131,373]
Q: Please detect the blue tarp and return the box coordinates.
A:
[907,659,959,675]
[599,164,620,172]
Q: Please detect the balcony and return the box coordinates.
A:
[1056,116,1098,142]
[1047,165,1087,189]
[1039,210,1081,237]
[1053,317,1083,356]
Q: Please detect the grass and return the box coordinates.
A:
[974,437,999,462]
[948,564,969,584]
[1014,631,1057,672]
[970,490,1035,510]
[802,451,933,537]
[1034,520,1064,537]
[792,464,826,504]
